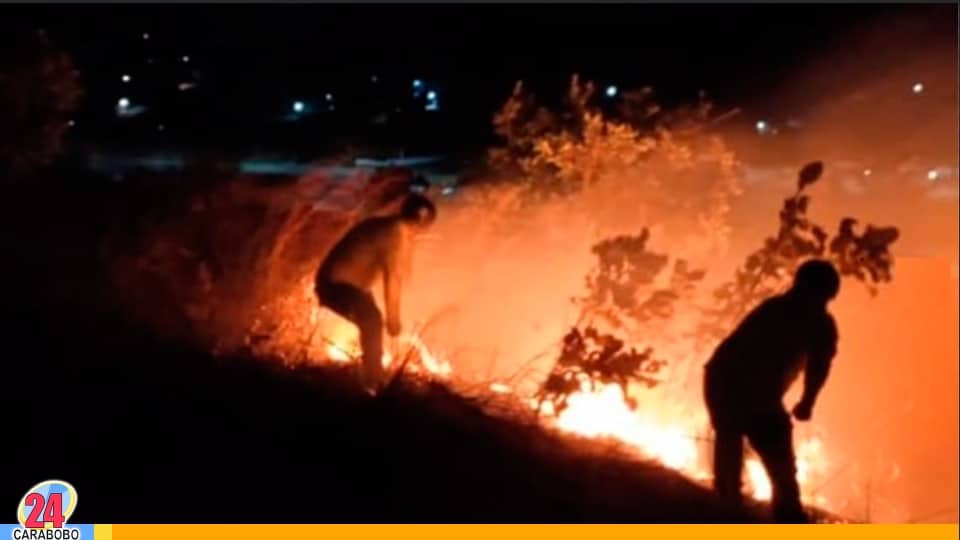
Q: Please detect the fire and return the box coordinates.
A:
[541,382,830,507]
[746,459,772,500]
[311,311,831,509]
[323,321,359,363]
[553,383,700,472]
[402,333,453,377]
[745,437,828,506]
[317,316,452,378]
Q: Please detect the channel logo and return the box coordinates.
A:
[10,480,81,540]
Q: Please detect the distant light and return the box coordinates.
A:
[441,186,456,196]
[292,101,305,113]
[157,124,165,132]
[605,85,618,98]
[181,55,190,63]
[142,32,150,40]
[927,169,939,181]
[146,58,154,65]
[177,82,196,92]
[413,79,424,88]
[370,75,379,83]
[425,90,440,111]
[755,120,769,134]
[117,97,131,109]
[121,74,131,83]
[67,120,75,127]
[912,82,924,94]
[327,105,335,112]
[863,168,872,177]
[325,93,334,101]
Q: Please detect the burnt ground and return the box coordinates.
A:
[0,174,820,524]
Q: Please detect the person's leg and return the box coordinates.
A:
[317,281,385,387]
[351,291,385,387]
[713,427,745,504]
[747,411,807,523]
[705,369,745,505]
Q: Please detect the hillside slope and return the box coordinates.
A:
[2,302,772,524]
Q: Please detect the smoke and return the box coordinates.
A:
[399,7,957,523]
[764,7,958,523]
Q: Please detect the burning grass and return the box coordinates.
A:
[91,78,907,521]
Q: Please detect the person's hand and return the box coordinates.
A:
[386,318,402,337]
[792,400,813,422]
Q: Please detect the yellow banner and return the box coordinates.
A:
[107,524,958,540]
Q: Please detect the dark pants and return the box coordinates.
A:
[317,281,384,384]
[704,366,808,523]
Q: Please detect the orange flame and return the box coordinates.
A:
[317,317,452,378]
[541,382,830,506]
[313,311,831,508]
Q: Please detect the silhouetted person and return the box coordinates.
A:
[316,193,437,390]
[704,259,840,523]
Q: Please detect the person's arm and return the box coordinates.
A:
[794,314,838,420]
[383,228,406,337]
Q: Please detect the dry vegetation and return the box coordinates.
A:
[91,77,901,458]
[4,77,903,522]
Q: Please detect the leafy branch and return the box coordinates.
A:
[697,161,900,347]
[536,326,663,414]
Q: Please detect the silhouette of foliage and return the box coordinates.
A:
[537,326,663,414]
[489,76,741,246]
[543,161,900,410]
[539,228,705,413]
[698,161,900,346]
[579,228,705,330]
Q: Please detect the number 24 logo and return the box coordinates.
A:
[24,492,65,528]
[17,480,78,529]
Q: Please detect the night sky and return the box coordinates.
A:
[2,4,955,152]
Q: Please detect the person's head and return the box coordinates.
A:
[398,193,437,231]
[790,259,841,305]
[410,174,430,194]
